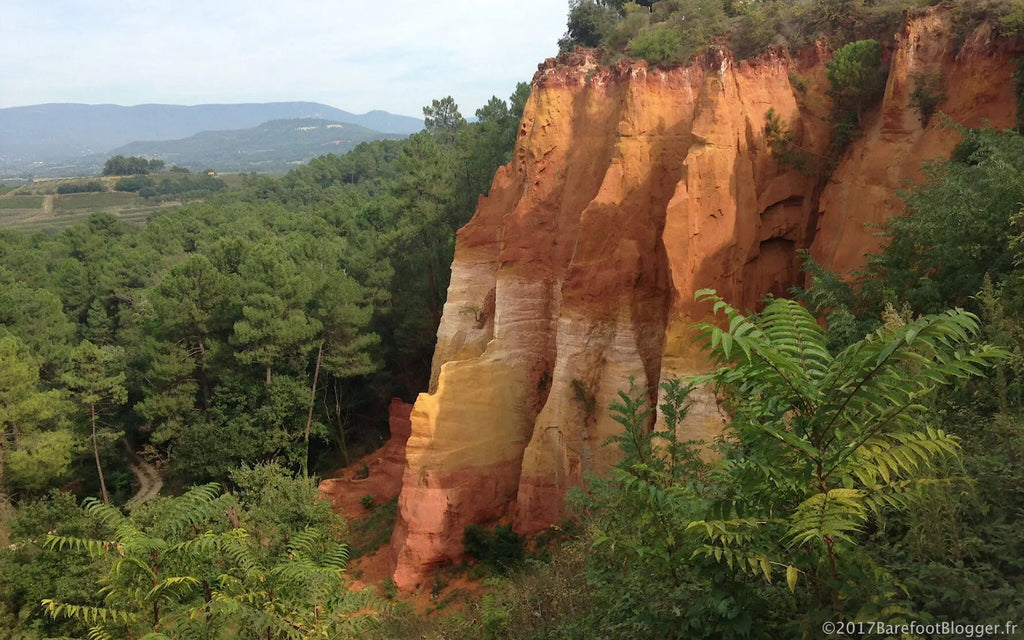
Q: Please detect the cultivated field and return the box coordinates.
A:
[0,175,239,232]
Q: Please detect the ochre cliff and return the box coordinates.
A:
[810,9,1019,273]
[390,7,1020,591]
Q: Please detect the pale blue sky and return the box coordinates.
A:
[1,1,569,117]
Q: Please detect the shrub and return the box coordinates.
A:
[826,39,887,154]
[788,71,808,94]
[628,27,687,66]
[463,524,524,572]
[0,492,110,639]
[909,71,945,126]
[114,175,155,192]
[730,3,781,58]
[827,39,886,117]
[604,5,651,51]
[360,493,376,510]
[379,577,398,599]
[764,107,810,172]
[349,497,398,557]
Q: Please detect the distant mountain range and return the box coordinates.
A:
[109,118,405,173]
[0,102,423,176]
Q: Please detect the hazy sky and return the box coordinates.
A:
[2,1,568,118]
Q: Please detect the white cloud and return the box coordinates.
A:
[1,0,567,116]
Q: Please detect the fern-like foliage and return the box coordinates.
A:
[41,482,381,639]
[686,289,1005,605]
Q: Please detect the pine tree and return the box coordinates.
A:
[62,341,127,504]
[0,336,69,493]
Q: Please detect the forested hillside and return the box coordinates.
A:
[0,86,526,638]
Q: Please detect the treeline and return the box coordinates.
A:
[114,172,227,201]
[101,155,166,176]
[559,0,1024,66]
[56,181,105,194]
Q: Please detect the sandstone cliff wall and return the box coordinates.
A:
[391,7,1020,591]
[810,10,1019,274]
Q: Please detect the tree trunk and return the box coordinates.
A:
[334,382,349,467]
[196,337,211,409]
[265,364,272,386]
[91,404,110,504]
[303,343,323,478]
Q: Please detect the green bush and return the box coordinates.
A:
[379,577,398,599]
[826,39,886,109]
[56,181,105,194]
[39,483,374,639]
[730,4,781,59]
[114,175,155,192]
[0,492,111,639]
[826,39,887,154]
[604,6,651,51]
[463,524,524,572]
[628,27,687,66]
[764,107,810,172]
[349,496,398,558]
[909,71,945,126]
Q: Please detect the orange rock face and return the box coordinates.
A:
[391,8,1020,591]
[810,11,1020,274]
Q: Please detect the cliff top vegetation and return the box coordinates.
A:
[559,0,1024,66]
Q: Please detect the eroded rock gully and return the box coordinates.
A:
[389,8,1020,590]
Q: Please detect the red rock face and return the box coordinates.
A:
[390,8,1020,592]
[810,11,1020,274]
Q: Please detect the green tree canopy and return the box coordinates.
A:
[686,291,1004,616]
[826,39,887,150]
[0,336,71,495]
[423,96,467,140]
[61,341,127,504]
[101,155,165,176]
[42,478,377,639]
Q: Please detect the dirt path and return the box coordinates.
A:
[42,195,54,213]
[124,440,163,507]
